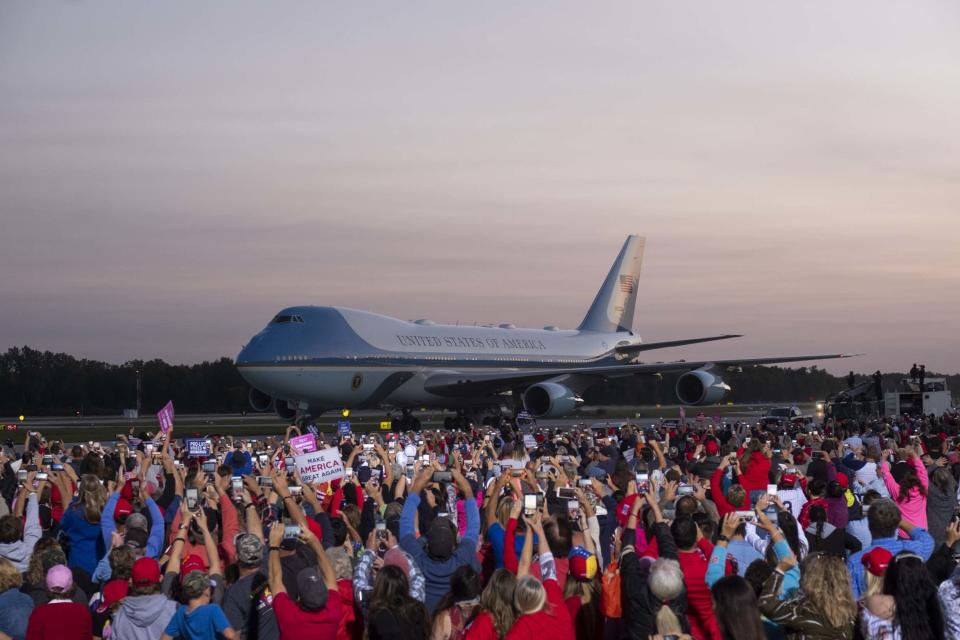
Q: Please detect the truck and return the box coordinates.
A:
[884,378,953,418]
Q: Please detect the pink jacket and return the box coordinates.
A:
[880,456,929,529]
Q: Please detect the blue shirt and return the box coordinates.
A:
[224,451,253,476]
[847,528,935,598]
[486,521,532,570]
[0,588,34,640]
[164,603,231,640]
[60,504,106,576]
[726,539,764,576]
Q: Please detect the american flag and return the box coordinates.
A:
[618,274,635,293]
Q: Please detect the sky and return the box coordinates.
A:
[1,1,959,376]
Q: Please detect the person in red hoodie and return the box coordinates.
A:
[668,515,724,640]
[710,457,751,518]
[737,438,773,498]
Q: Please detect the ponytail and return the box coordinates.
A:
[655,602,682,635]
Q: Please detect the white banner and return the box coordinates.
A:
[295,448,345,484]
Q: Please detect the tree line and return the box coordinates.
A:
[1,346,956,416]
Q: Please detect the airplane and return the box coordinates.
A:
[236,235,854,428]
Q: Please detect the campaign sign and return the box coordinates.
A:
[295,448,345,484]
[184,438,210,458]
[157,401,175,434]
[522,434,537,449]
[337,420,352,436]
[289,434,317,455]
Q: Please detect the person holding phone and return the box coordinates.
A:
[399,465,480,614]
[266,522,341,640]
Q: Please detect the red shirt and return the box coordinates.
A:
[677,541,720,640]
[504,579,574,640]
[465,611,498,640]
[26,601,93,640]
[272,589,342,640]
[738,451,772,494]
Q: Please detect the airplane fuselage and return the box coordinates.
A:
[236,305,637,413]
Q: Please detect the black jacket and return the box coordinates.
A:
[620,522,690,640]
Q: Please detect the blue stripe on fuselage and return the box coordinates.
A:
[237,305,625,369]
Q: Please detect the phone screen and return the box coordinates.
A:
[767,484,777,495]
[523,494,537,514]
[186,488,199,511]
[636,473,649,495]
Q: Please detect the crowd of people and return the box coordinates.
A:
[1,408,960,640]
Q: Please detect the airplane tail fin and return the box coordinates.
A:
[577,235,645,333]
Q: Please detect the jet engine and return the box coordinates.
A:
[522,382,584,418]
[274,400,297,420]
[675,369,731,405]
[248,388,273,412]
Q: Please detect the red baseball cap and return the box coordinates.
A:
[114,498,133,521]
[861,547,893,576]
[131,557,162,586]
[97,579,130,613]
[705,440,720,455]
[180,554,208,580]
[836,473,849,489]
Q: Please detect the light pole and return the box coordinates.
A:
[136,369,142,416]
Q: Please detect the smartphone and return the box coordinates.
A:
[288,485,303,496]
[282,519,300,540]
[636,473,649,495]
[258,454,269,466]
[231,476,243,493]
[130,479,140,493]
[42,455,53,465]
[735,510,756,522]
[567,499,580,520]
[284,456,295,470]
[257,476,273,487]
[36,472,49,481]
[523,494,537,516]
[557,487,577,499]
[363,443,374,452]
[432,471,452,483]
[420,454,430,464]
[510,469,524,477]
[345,468,354,478]
[202,460,216,473]
[767,484,778,496]
[678,484,695,497]
[578,478,592,488]
[51,463,64,471]
[17,469,28,483]
[186,488,199,511]
[405,464,414,480]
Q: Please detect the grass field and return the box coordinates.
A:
[3,402,817,444]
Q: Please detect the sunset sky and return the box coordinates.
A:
[2,2,959,375]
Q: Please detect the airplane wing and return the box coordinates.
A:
[423,353,857,397]
[614,334,742,354]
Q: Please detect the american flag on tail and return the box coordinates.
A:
[618,274,636,293]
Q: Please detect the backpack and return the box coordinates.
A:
[600,559,622,619]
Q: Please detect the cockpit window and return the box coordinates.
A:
[271,314,304,324]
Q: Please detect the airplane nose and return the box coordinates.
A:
[236,334,265,365]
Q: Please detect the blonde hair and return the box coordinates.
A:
[480,569,517,638]
[649,558,684,634]
[864,571,885,597]
[496,497,515,529]
[514,575,546,615]
[801,554,858,628]
[0,557,22,592]
[78,474,107,523]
